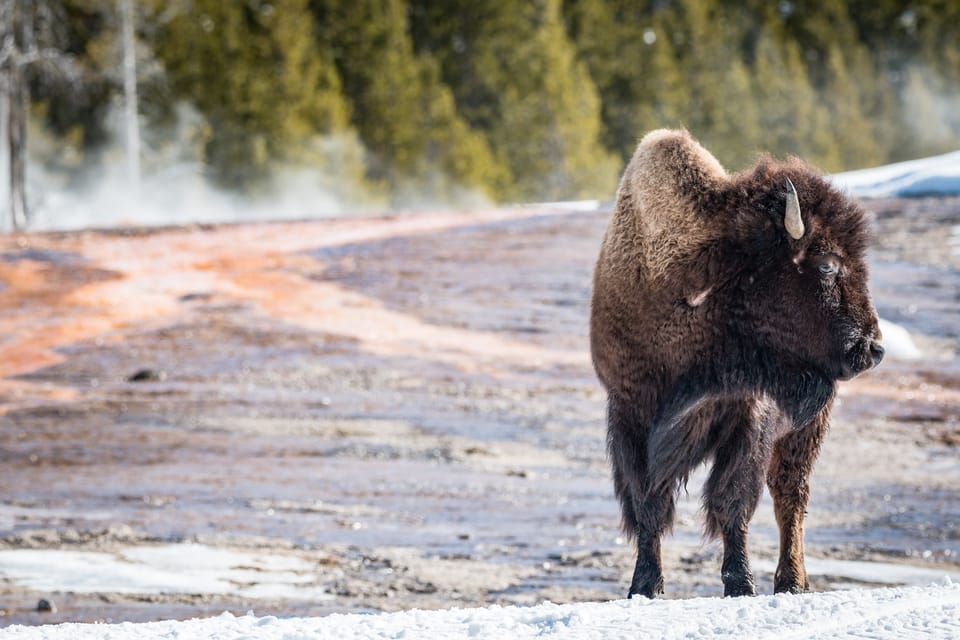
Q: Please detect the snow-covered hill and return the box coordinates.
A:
[830,150,960,198]
[2,582,958,640]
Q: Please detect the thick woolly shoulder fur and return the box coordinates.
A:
[602,129,729,283]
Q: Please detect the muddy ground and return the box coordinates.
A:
[0,199,958,625]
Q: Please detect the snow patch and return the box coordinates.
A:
[523,199,603,211]
[754,556,959,586]
[830,150,960,198]
[877,318,922,360]
[3,584,959,639]
[0,544,331,601]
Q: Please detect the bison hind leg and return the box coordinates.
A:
[626,488,676,598]
[607,397,677,598]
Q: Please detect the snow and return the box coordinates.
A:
[830,150,960,198]
[754,556,959,587]
[1,543,957,639]
[2,582,959,640]
[0,544,331,601]
[525,199,603,211]
[877,318,922,360]
[4,542,956,638]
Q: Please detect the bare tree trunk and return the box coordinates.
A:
[119,0,140,197]
[8,64,27,230]
[0,74,8,224]
[3,0,33,230]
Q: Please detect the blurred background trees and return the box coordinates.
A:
[4,0,960,227]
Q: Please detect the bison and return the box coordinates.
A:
[589,129,884,598]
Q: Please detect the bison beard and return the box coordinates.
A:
[590,129,883,598]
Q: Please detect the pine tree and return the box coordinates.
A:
[411,0,618,201]
[898,3,960,160]
[398,55,506,205]
[311,0,504,204]
[820,46,884,170]
[155,0,352,188]
[746,21,846,171]
[661,0,761,170]
[563,0,687,163]
[778,0,895,166]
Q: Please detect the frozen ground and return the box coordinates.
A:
[2,582,959,639]
[0,194,958,627]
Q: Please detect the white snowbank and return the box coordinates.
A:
[877,318,923,360]
[3,582,959,640]
[830,150,960,198]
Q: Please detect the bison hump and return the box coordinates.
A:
[605,129,729,282]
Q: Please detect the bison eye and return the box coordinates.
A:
[816,256,840,278]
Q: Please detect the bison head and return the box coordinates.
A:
[725,163,884,384]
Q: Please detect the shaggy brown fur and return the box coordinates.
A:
[590,129,883,598]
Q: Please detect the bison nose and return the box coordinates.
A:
[869,341,885,367]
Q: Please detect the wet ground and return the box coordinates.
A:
[0,199,958,626]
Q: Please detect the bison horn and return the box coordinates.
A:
[784,178,804,240]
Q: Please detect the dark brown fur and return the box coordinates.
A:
[590,129,883,598]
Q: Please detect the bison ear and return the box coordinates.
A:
[784,178,804,240]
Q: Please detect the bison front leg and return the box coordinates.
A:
[766,409,829,594]
[704,404,771,597]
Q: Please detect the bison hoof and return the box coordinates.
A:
[723,578,756,597]
[774,580,808,595]
[628,576,664,599]
[774,568,809,594]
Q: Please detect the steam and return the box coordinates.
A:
[6,102,492,233]
[899,66,960,157]
[29,165,344,231]
[11,103,369,231]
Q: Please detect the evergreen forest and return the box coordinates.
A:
[2,0,960,223]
